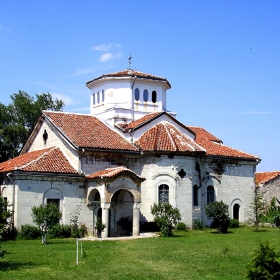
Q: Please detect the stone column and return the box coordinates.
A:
[133,202,141,236]
[101,202,110,238]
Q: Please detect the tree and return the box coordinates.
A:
[205,200,230,233]
[0,196,12,258]
[31,203,62,244]
[151,203,181,237]
[0,91,64,162]
[251,185,266,231]
[247,241,280,279]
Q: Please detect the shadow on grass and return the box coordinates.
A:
[46,240,72,245]
[252,229,270,233]
[0,261,37,272]
[210,231,234,234]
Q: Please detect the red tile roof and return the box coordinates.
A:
[43,111,138,152]
[135,122,205,152]
[255,171,280,185]
[188,126,260,160]
[0,147,78,174]
[86,69,171,88]
[86,166,145,181]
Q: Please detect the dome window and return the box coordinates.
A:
[134,88,140,101]
[152,90,157,103]
[143,89,149,102]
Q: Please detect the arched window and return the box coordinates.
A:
[207,186,214,204]
[97,91,100,104]
[233,204,240,220]
[93,93,95,105]
[134,88,140,101]
[193,185,198,206]
[159,184,169,204]
[102,90,105,102]
[152,90,157,103]
[143,89,149,102]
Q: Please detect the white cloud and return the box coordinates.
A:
[50,92,74,106]
[99,52,122,62]
[72,68,94,77]
[92,43,122,51]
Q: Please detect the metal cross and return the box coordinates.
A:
[128,54,132,69]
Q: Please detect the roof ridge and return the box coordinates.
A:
[162,122,177,150]
[43,110,91,117]
[256,171,280,174]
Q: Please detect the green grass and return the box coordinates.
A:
[1,227,280,279]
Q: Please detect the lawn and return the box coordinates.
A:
[1,227,280,279]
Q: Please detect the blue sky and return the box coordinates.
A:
[0,1,279,172]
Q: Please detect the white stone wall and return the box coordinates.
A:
[259,176,280,206]
[1,153,256,233]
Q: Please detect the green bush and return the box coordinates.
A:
[151,203,181,237]
[193,219,204,230]
[48,224,71,238]
[175,222,187,231]
[18,224,41,240]
[229,219,239,228]
[247,241,280,279]
[1,226,18,241]
[80,224,87,237]
[205,201,230,233]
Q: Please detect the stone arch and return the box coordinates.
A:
[231,199,242,221]
[43,187,63,211]
[110,188,135,236]
[153,173,177,205]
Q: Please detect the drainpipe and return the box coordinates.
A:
[7,173,15,227]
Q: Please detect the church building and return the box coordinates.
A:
[0,69,260,237]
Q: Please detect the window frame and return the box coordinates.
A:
[158,184,169,204]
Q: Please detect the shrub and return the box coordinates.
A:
[1,226,18,241]
[151,203,181,237]
[229,219,239,228]
[247,241,280,279]
[205,201,230,233]
[175,222,187,231]
[80,224,87,237]
[48,224,71,238]
[18,224,41,240]
[193,219,204,230]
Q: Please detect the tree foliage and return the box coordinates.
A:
[0,91,64,162]
[247,241,280,279]
[31,203,62,244]
[251,186,266,231]
[205,200,230,233]
[0,196,13,258]
[151,203,181,237]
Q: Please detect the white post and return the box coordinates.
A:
[133,202,141,236]
[76,238,79,265]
